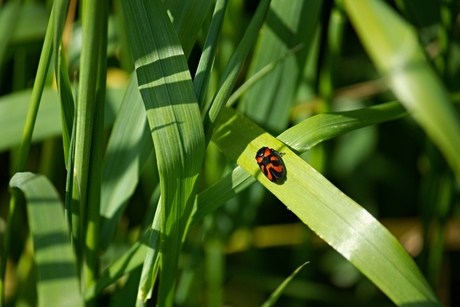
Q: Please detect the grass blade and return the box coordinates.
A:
[83,0,109,289]
[192,100,406,223]
[261,262,309,307]
[0,5,55,304]
[0,87,124,153]
[165,0,212,59]
[194,0,228,109]
[87,100,410,300]
[52,0,74,164]
[343,0,460,182]
[100,0,212,250]
[239,0,322,134]
[203,0,271,144]
[10,172,83,307]
[90,100,409,298]
[99,74,152,250]
[280,101,407,152]
[121,0,205,304]
[211,107,441,306]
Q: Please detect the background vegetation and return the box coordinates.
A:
[0,0,459,306]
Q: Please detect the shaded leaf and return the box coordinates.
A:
[10,172,83,307]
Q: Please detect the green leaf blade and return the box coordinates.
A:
[203,0,271,143]
[239,0,322,133]
[10,172,83,307]
[100,73,152,250]
[343,0,460,182]
[261,262,309,307]
[121,0,205,304]
[212,107,441,306]
[0,87,124,153]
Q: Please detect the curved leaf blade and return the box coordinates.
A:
[211,107,441,306]
[343,0,460,182]
[192,100,406,223]
[89,100,415,299]
[10,172,83,307]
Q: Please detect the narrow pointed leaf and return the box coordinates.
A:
[194,0,228,108]
[261,262,309,307]
[211,107,441,306]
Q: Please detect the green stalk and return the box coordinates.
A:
[73,2,98,253]
[194,0,228,109]
[52,0,72,152]
[318,3,345,112]
[84,0,108,293]
[72,0,108,290]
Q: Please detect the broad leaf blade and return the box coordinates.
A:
[121,0,205,304]
[165,0,212,58]
[89,100,412,299]
[10,172,83,307]
[192,100,407,224]
[100,0,211,250]
[212,107,441,306]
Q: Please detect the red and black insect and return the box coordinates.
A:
[255,147,286,182]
